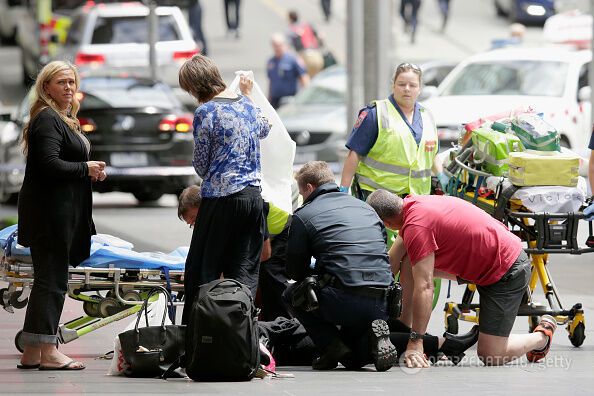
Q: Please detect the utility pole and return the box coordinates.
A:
[590,0,594,127]
[147,0,159,80]
[347,0,365,132]
[347,0,394,131]
[363,0,392,103]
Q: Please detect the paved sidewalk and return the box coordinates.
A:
[1,253,593,395]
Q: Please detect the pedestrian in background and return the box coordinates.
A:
[400,0,422,44]
[223,0,241,39]
[188,0,208,56]
[437,0,451,32]
[320,0,332,22]
[287,9,320,52]
[490,23,525,49]
[287,10,325,77]
[266,33,309,109]
[188,0,208,55]
[17,60,106,371]
[178,55,271,324]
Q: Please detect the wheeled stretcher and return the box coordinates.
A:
[0,226,187,352]
[438,141,593,347]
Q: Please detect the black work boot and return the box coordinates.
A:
[439,325,479,365]
[312,339,352,370]
[369,319,398,372]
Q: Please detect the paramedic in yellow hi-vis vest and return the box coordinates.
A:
[340,62,447,200]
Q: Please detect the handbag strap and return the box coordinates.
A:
[134,287,174,332]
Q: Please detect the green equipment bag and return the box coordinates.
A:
[471,128,524,176]
[508,151,580,187]
[511,113,560,152]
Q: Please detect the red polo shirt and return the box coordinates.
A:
[400,195,523,286]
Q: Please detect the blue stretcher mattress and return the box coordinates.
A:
[0,225,188,270]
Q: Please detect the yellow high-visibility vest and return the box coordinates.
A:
[356,99,438,196]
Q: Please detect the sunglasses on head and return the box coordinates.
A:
[396,62,421,73]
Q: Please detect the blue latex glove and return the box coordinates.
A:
[338,186,349,193]
[437,172,450,190]
[584,202,594,221]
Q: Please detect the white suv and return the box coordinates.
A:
[422,46,591,153]
[57,2,198,108]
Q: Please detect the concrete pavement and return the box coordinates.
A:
[1,246,593,394]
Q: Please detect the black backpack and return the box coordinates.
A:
[185,279,260,381]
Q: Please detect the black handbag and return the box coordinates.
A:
[118,288,186,378]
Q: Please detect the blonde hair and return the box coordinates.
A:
[295,161,335,190]
[392,62,422,85]
[178,54,226,104]
[22,60,81,155]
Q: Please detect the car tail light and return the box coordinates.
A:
[78,117,97,133]
[159,114,193,133]
[173,49,199,61]
[75,52,105,66]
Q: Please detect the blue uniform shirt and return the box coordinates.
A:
[589,130,594,150]
[346,94,424,156]
[266,52,307,100]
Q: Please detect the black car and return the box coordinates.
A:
[0,75,199,204]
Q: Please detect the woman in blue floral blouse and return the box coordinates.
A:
[179,55,271,323]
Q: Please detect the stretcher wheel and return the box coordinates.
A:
[122,291,142,303]
[0,288,7,307]
[14,330,24,353]
[446,314,459,334]
[569,322,586,347]
[9,290,28,309]
[98,297,121,318]
[106,289,123,299]
[82,296,102,318]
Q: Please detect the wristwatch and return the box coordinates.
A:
[409,331,423,341]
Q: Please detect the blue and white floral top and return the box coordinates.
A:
[192,95,271,198]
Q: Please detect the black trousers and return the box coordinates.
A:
[22,241,69,345]
[182,186,265,324]
[258,227,291,321]
[224,0,241,30]
[188,0,208,56]
[284,282,440,367]
[283,282,389,367]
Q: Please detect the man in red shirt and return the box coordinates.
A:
[366,191,557,368]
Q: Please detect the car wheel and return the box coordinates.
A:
[133,191,163,203]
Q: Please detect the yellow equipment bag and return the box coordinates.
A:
[508,151,579,187]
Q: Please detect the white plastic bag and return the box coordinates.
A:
[229,70,296,214]
[106,293,172,376]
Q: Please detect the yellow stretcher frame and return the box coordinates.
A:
[440,143,592,347]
